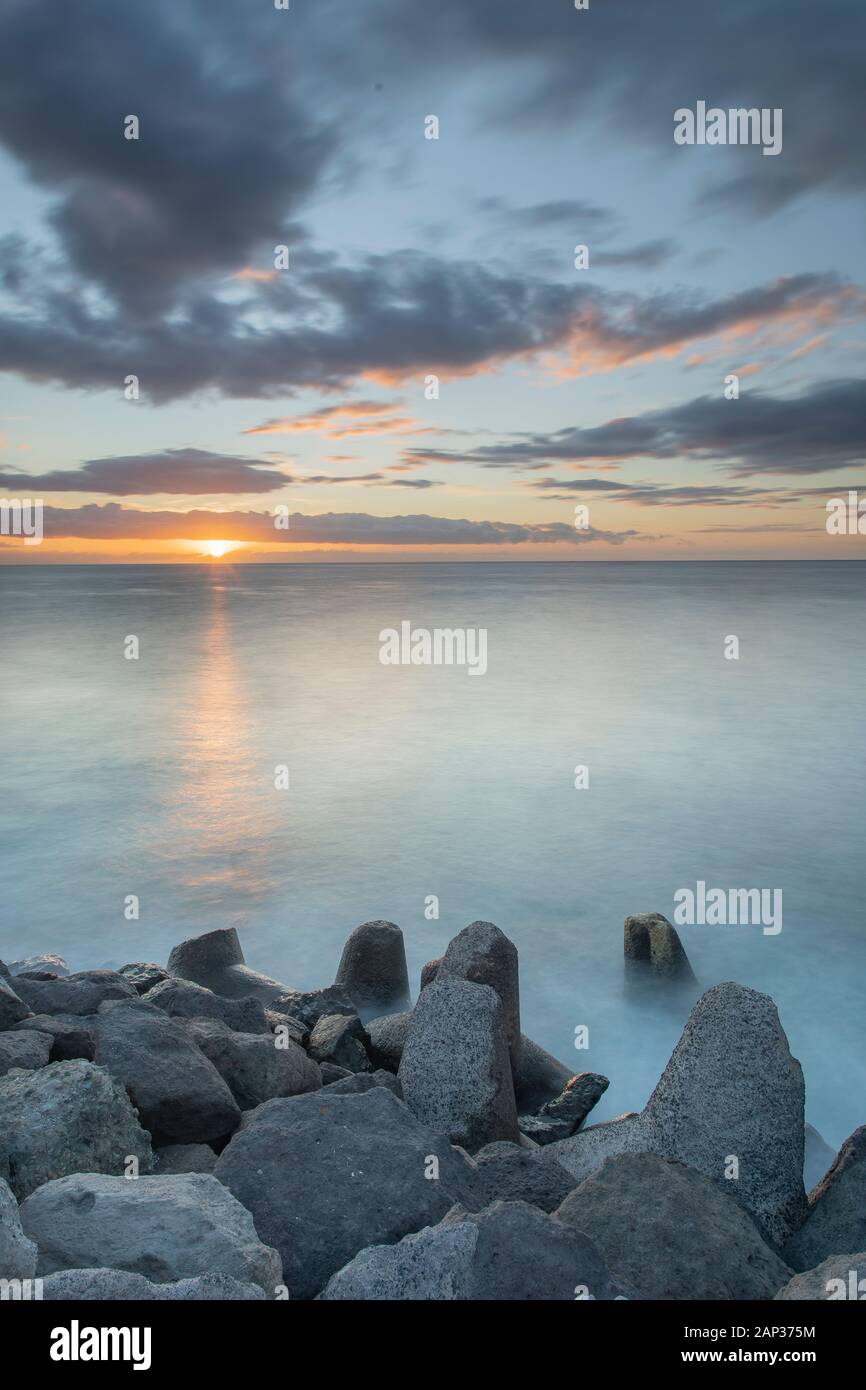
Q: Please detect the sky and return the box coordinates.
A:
[1,0,865,563]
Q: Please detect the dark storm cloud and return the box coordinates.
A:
[0,449,293,495]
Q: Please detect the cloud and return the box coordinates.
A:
[528,479,783,507]
[0,449,293,495]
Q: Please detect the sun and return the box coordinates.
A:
[203,540,235,559]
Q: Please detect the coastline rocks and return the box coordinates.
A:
[804,1123,836,1192]
[519,1072,609,1146]
[420,959,441,991]
[39,1268,266,1301]
[0,976,31,1029]
[513,1034,575,1113]
[624,912,696,983]
[438,921,521,1065]
[783,1126,866,1272]
[154,1143,217,1175]
[365,1011,410,1073]
[0,1059,153,1200]
[183,1017,321,1109]
[775,1251,866,1301]
[215,1086,484,1299]
[167,928,290,1003]
[93,998,241,1144]
[474,1141,576,1214]
[0,1177,38,1280]
[11,970,137,1018]
[0,1029,52,1076]
[319,1062,351,1085]
[398,978,519,1151]
[557,1153,792,1301]
[21,1173,282,1294]
[334,920,411,1019]
[143,977,268,1034]
[320,1200,625,1302]
[323,1069,402,1098]
[544,983,806,1246]
[270,986,355,1032]
[12,1014,96,1062]
[307,1012,371,1074]
[10,954,69,978]
[119,963,170,995]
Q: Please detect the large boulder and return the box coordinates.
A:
[10,970,137,1017]
[513,1034,574,1112]
[323,1070,402,1098]
[543,983,806,1246]
[365,1011,410,1073]
[21,1173,282,1294]
[215,1086,484,1299]
[320,1200,625,1301]
[39,1268,266,1300]
[775,1251,866,1301]
[0,1177,37,1281]
[474,1141,576,1214]
[92,998,240,1144]
[438,921,521,1064]
[167,928,289,1003]
[0,1030,51,1076]
[334,920,410,1019]
[557,1152,792,1300]
[143,978,268,1034]
[783,1126,866,1272]
[11,1013,96,1062]
[182,1017,321,1109]
[154,1144,217,1175]
[119,962,169,995]
[398,978,518,1151]
[519,1072,609,1145]
[624,912,696,983]
[0,976,31,1030]
[10,954,69,978]
[0,1059,153,1200]
[270,986,356,1032]
[307,1013,371,1073]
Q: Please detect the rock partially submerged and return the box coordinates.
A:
[334,920,411,1019]
[624,912,696,983]
[167,928,290,1003]
[783,1125,866,1272]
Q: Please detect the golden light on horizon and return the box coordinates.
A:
[203,540,235,559]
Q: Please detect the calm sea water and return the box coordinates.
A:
[1,561,863,1147]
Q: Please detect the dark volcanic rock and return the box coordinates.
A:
[183,1016,321,1109]
[474,1141,576,1213]
[93,998,241,1144]
[420,959,441,990]
[0,976,31,1029]
[270,986,356,1031]
[0,1029,51,1075]
[783,1126,866,1272]
[119,962,170,994]
[319,1062,352,1085]
[0,1176,38,1279]
[804,1122,837,1193]
[154,1143,217,1175]
[365,1010,410,1073]
[307,1012,372,1073]
[40,1268,266,1300]
[438,921,520,1065]
[143,977,268,1033]
[323,1069,402,1098]
[513,1034,574,1113]
[214,1086,484,1299]
[519,1071,609,1145]
[334,920,411,1019]
[12,1013,96,1062]
[624,912,696,982]
[557,1152,792,1300]
[167,928,290,1003]
[775,1251,866,1300]
[11,969,137,1017]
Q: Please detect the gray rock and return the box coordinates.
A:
[39,1268,266,1300]
[324,1069,402,1098]
[624,912,696,982]
[182,1016,321,1109]
[0,960,9,979]
[308,1012,371,1074]
[334,920,411,1019]
[557,1152,792,1300]
[804,1122,836,1193]
[320,1199,624,1301]
[783,1126,866,1272]
[215,1085,484,1300]
[420,959,441,991]
[264,1011,309,1049]
[438,922,521,1064]
[362,1010,410,1073]
[474,1141,576,1213]
[167,928,290,1003]
[119,962,170,995]
[142,977,268,1033]
[11,969,137,1017]
[319,1062,352,1085]
[10,954,69,978]
[0,1059,153,1200]
[154,1144,217,1175]
[0,976,31,1030]
[0,1030,51,1076]
[270,986,356,1032]
[0,1176,37,1281]
[21,1173,282,1294]
[398,978,518,1151]
[520,1071,609,1145]
[93,998,241,1144]
[11,1013,95,1062]
[513,1033,574,1113]
[775,1251,866,1301]
[544,983,806,1246]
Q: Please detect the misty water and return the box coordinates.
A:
[1,561,863,1148]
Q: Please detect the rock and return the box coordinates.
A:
[21,1173,282,1294]
[39,1268,266,1300]
[143,977,269,1033]
[92,998,241,1144]
[783,1126,866,1271]
[11,970,137,1017]
[270,986,356,1031]
[334,920,411,1019]
[438,921,521,1065]
[154,1144,217,1175]
[324,1070,402,1098]
[0,976,31,1030]
[215,1085,484,1300]
[0,960,9,978]
[319,1062,352,1085]
[0,1059,153,1200]
[775,1251,866,1301]
[420,959,441,991]
[544,983,807,1246]
[623,912,696,982]
[119,962,169,995]
[0,1176,37,1280]
[365,1011,411,1073]
[11,1013,95,1062]
[804,1122,836,1192]
[182,1017,321,1109]
[557,1152,791,1300]
[320,1199,624,1301]
[10,954,69,978]
[519,1072,609,1145]
[398,978,518,1151]
[513,1034,574,1113]
[308,1013,371,1074]
[264,1011,309,1048]
[0,1030,51,1076]
[474,1141,576,1214]
[167,928,290,1002]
